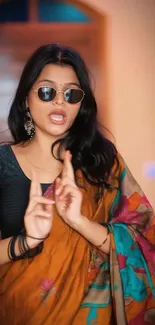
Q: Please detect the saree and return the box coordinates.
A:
[0,154,155,325]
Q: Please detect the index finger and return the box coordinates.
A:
[29,171,42,198]
[62,150,74,181]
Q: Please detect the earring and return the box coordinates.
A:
[24,109,35,138]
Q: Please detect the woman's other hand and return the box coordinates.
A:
[24,173,55,245]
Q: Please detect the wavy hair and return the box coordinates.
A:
[8,44,118,192]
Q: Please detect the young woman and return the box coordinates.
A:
[0,44,154,325]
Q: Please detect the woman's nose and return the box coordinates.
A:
[53,91,64,105]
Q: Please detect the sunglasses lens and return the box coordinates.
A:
[38,87,56,102]
[65,89,84,104]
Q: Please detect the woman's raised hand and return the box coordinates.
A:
[55,151,83,229]
[24,172,55,241]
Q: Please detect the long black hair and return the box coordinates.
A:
[8,44,118,191]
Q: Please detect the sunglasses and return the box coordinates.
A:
[33,86,85,104]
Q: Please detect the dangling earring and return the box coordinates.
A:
[24,108,35,138]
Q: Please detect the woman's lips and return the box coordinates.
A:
[48,110,66,125]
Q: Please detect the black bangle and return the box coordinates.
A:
[8,235,16,260]
[21,228,49,241]
[8,235,26,261]
[8,233,44,261]
[18,234,30,258]
[26,234,49,240]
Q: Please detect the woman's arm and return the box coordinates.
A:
[74,216,110,254]
[0,236,42,265]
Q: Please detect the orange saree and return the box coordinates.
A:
[0,155,155,325]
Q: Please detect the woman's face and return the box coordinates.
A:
[27,64,83,138]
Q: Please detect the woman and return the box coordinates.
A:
[0,44,154,325]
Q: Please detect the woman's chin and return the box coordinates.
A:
[45,126,69,138]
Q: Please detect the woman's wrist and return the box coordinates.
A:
[70,214,86,231]
[22,229,49,249]
[74,215,110,254]
[73,214,90,232]
[25,236,42,249]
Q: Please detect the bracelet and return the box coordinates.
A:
[21,228,49,241]
[96,226,109,249]
[26,234,49,240]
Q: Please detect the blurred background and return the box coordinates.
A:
[0,0,155,207]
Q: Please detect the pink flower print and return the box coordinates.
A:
[41,279,54,292]
[40,279,56,305]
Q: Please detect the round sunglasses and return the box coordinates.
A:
[33,86,85,104]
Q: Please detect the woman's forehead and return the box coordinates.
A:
[35,64,80,87]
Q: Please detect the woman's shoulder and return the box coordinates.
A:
[0,143,11,160]
[0,144,12,183]
[0,143,23,184]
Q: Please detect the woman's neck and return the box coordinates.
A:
[25,130,64,159]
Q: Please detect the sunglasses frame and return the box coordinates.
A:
[33,86,85,104]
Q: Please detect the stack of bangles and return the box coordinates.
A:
[8,230,49,261]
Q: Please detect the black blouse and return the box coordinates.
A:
[0,145,51,239]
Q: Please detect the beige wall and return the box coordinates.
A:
[77,0,155,207]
